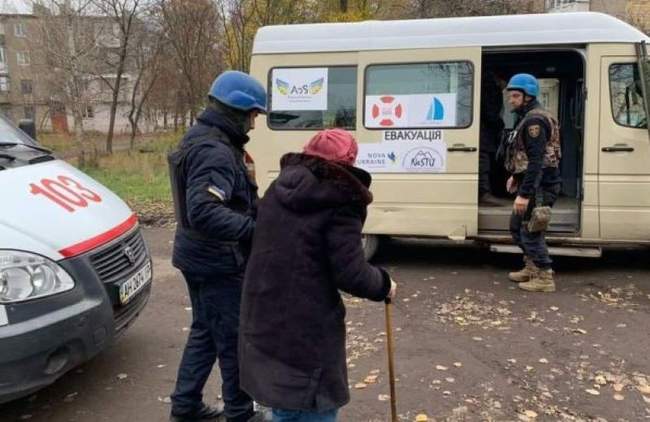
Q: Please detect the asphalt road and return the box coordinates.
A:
[2,228,650,422]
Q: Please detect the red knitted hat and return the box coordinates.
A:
[303,129,358,166]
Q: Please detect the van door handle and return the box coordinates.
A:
[602,144,634,153]
[447,144,477,152]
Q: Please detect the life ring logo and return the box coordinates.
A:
[370,96,406,127]
[402,147,444,172]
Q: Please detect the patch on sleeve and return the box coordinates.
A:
[207,185,226,202]
[527,124,541,138]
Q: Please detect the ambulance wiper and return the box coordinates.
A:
[0,153,16,162]
[0,142,52,154]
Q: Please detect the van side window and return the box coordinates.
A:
[268,66,356,130]
[364,62,473,129]
[609,63,647,128]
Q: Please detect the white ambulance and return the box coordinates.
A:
[0,117,152,402]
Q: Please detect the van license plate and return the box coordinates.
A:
[119,262,152,305]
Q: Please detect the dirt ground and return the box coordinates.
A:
[2,228,649,422]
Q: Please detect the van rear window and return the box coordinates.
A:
[364,62,473,129]
[609,63,647,128]
[268,66,356,130]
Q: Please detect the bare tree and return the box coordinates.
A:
[406,0,543,19]
[158,0,222,122]
[32,0,103,166]
[126,16,164,147]
[91,0,146,154]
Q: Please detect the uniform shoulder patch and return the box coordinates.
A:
[527,124,541,138]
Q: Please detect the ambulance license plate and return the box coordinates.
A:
[119,262,152,305]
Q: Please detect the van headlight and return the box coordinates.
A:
[0,251,75,303]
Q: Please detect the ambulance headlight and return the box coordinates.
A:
[0,251,75,303]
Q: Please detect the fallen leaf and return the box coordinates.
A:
[524,410,538,418]
[586,389,600,396]
[613,383,624,392]
[507,358,517,364]
[613,394,624,401]
[415,414,428,422]
[595,375,607,385]
[445,377,456,383]
[472,337,483,341]
[539,358,549,364]
[378,394,390,402]
[637,385,650,395]
[453,362,462,368]
[354,383,367,389]
[117,373,128,380]
[573,328,588,335]
[550,306,559,311]
[63,392,78,403]
[435,365,448,371]
[158,396,172,404]
[370,369,380,375]
[156,364,167,369]
[443,390,452,396]
[364,375,378,384]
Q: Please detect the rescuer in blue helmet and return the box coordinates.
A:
[168,70,267,422]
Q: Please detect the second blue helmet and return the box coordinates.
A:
[506,73,539,98]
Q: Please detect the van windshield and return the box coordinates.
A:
[0,115,38,146]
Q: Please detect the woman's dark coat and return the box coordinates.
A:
[239,153,391,412]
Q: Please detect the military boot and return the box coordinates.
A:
[508,256,537,283]
[518,268,556,293]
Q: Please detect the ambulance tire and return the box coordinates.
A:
[362,234,380,261]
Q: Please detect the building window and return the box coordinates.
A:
[0,76,9,92]
[24,106,34,120]
[20,79,32,94]
[14,22,26,38]
[268,66,357,130]
[16,51,30,66]
[82,105,94,119]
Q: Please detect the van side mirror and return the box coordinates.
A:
[18,119,36,141]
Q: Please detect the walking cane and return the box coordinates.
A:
[384,298,398,422]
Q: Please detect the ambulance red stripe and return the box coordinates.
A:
[58,213,139,258]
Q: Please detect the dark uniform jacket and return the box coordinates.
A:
[171,107,258,275]
[239,153,391,412]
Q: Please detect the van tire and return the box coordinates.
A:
[362,234,380,261]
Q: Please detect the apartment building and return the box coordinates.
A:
[546,0,650,31]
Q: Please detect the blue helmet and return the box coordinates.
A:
[208,71,267,114]
[506,73,539,98]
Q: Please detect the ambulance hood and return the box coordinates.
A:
[1,159,136,261]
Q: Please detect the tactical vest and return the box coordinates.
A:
[505,108,561,175]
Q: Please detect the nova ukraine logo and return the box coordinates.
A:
[276,78,324,96]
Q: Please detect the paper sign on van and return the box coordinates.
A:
[365,93,457,128]
[355,140,446,173]
[272,68,328,111]
[382,129,443,142]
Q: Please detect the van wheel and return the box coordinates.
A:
[362,234,380,261]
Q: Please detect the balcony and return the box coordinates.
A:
[546,0,590,13]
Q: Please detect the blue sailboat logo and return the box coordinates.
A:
[427,97,445,121]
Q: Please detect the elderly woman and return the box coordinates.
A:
[239,129,396,422]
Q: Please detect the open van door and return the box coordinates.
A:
[597,44,650,240]
[355,47,481,240]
